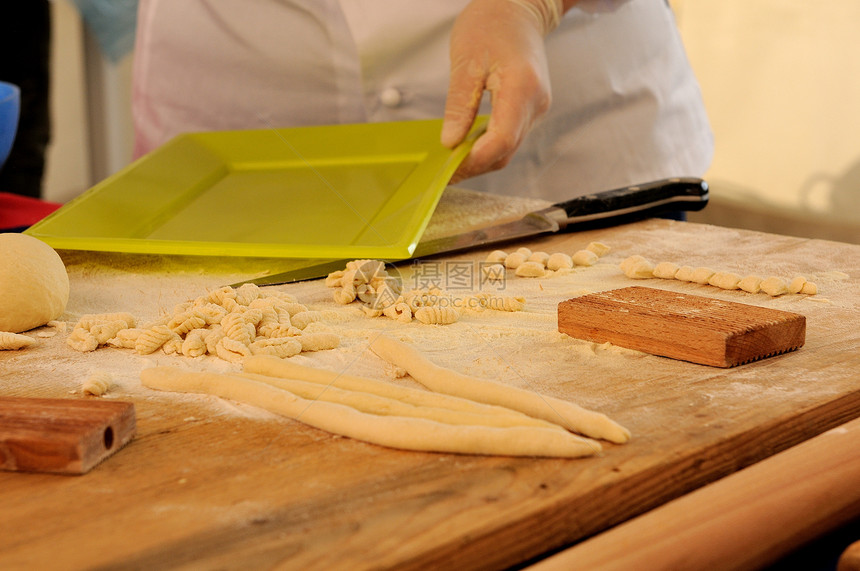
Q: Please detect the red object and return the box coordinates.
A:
[0,191,62,231]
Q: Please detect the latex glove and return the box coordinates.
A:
[441,0,565,183]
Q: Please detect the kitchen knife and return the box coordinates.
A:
[231,177,708,287]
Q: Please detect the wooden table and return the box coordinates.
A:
[2,219,859,570]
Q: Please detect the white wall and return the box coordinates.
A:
[674,0,860,242]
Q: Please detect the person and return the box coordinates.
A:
[131,0,712,201]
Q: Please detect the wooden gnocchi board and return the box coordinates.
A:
[558,286,806,367]
[0,397,136,474]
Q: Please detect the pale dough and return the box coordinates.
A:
[652,261,680,280]
[546,252,573,271]
[708,272,741,290]
[737,275,763,294]
[515,261,547,278]
[0,233,70,333]
[0,331,35,350]
[572,250,599,267]
[238,371,557,430]
[760,276,789,296]
[242,355,531,419]
[620,256,654,279]
[368,335,631,444]
[141,366,601,458]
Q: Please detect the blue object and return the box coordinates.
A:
[70,0,139,62]
[0,81,21,170]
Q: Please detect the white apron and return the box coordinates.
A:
[132,0,713,200]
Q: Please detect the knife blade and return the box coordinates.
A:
[230,177,708,287]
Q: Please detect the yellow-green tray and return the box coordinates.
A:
[26,118,486,258]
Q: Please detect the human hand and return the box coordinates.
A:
[441,0,564,183]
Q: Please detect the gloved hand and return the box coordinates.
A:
[441,0,566,183]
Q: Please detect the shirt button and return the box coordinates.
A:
[380,87,403,108]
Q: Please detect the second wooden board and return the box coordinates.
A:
[557,286,806,367]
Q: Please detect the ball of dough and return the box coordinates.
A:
[0,233,69,333]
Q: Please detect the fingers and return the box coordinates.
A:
[442,0,553,182]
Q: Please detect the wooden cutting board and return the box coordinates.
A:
[558,286,806,367]
[0,397,136,475]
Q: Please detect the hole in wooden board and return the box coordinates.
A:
[103,426,114,450]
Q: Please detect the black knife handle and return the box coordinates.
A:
[551,177,709,230]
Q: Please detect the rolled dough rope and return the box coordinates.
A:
[368,335,631,444]
[141,367,601,458]
[238,371,560,430]
[243,355,538,421]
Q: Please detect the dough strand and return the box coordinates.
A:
[141,366,601,458]
[368,335,631,444]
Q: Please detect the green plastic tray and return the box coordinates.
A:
[26,118,486,258]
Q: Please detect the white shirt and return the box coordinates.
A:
[132,0,713,201]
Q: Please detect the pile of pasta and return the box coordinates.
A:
[141,335,631,458]
[483,241,612,279]
[620,255,818,296]
[66,283,340,363]
[325,259,527,325]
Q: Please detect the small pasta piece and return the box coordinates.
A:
[800,281,818,295]
[207,286,237,306]
[82,371,113,396]
[546,252,573,271]
[67,328,99,352]
[652,261,680,280]
[181,329,208,358]
[0,331,35,350]
[291,310,328,330]
[620,256,654,279]
[91,320,132,345]
[572,250,599,267]
[737,275,763,294]
[619,255,647,275]
[760,276,789,297]
[708,272,741,290]
[325,269,345,288]
[221,312,255,345]
[135,325,179,355]
[107,328,144,349]
[234,283,261,306]
[414,306,460,325]
[514,247,532,258]
[504,252,527,269]
[788,276,807,294]
[527,251,550,266]
[204,326,226,355]
[482,263,506,282]
[215,337,252,363]
[586,241,611,257]
[250,336,302,358]
[485,250,508,264]
[298,332,340,353]
[674,266,696,282]
[167,310,207,336]
[690,267,716,285]
[383,301,413,324]
[194,303,228,325]
[515,261,547,278]
[332,285,357,305]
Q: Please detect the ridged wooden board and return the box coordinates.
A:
[0,397,136,475]
[558,286,806,367]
